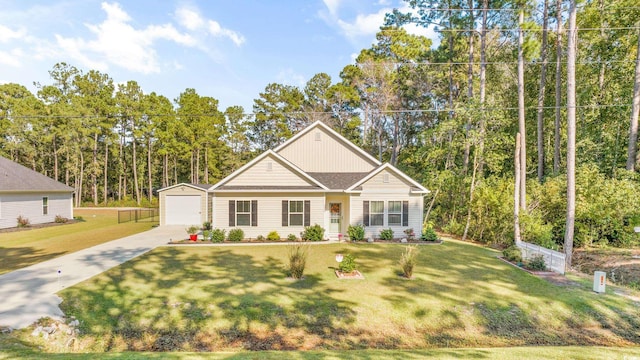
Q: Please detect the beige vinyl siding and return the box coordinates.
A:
[360,169,412,193]
[0,192,73,229]
[225,155,313,187]
[277,127,377,172]
[350,193,424,240]
[159,185,207,226]
[213,193,325,239]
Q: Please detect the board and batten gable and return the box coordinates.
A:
[0,192,72,229]
[223,153,316,188]
[213,193,325,239]
[276,125,378,173]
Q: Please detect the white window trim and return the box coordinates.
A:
[388,201,402,226]
[42,196,49,215]
[370,201,384,226]
[236,200,251,226]
[289,200,304,226]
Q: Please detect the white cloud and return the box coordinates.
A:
[0,25,26,43]
[336,9,387,39]
[55,2,197,74]
[0,48,24,67]
[322,0,342,16]
[276,68,306,87]
[175,5,245,46]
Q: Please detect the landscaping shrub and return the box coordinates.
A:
[527,254,547,271]
[421,227,439,241]
[185,225,199,235]
[228,228,244,242]
[211,229,225,243]
[16,216,30,228]
[54,215,69,223]
[287,244,309,279]
[338,254,357,273]
[399,246,419,278]
[404,228,416,240]
[379,228,394,240]
[202,221,212,230]
[202,230,212,241]
[287,234,298,241]
[502,245,522,263]
[267,231,280,241]
[347,224,365,241]
[256,235,265,241]
[301,224,325,241]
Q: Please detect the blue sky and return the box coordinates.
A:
[0,0,434,111]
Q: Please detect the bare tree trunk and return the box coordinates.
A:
[463,0,475,174]
[390,115,400,165]
[103,139,108,205]
[537,0,550,182]
[195,148,200,184]
[462,150,479,241]
[92,132,98,205]
[554,0,563,174]
[147,137,152,203]
[626,26,640,171]
[53,136,59,181]
[425,188,440,223]
[477,0,488,176]
[564,0,577,270]
[204,146,209,183]
[132,137,140,206]
[518,8,527,209]
[514,133,522,244]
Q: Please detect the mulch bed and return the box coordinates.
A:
[168,239,328,244]
[0,219,79,234]
[335,270,364,279]
[352,239,443,244]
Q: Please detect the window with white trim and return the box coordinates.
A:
[236,200,251,226]
[289,201,304,226]
[370,201,384,226]
[388,201,402,225]
[42,197,48,215]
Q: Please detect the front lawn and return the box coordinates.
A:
[53,240,640,352]
[0,209,156,275]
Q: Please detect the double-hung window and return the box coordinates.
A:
[236,200,251,226]
[370,201,384,226]
[282,200,310,226]
[42,197,49,215]
[388,201,402,226]
[289,201,304,226]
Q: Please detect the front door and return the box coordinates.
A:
[329,203,341,233]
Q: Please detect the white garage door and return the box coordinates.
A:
[165,195,202,225]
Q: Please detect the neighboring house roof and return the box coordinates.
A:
[157,183,213,192]
[346,163,430,194]
[307,172,370,190]
[0,156,74,193]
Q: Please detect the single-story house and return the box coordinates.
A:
[0,155,74,229]
[159,121,429,239]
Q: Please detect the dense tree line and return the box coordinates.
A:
[1,0,639,250]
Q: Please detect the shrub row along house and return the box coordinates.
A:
[159,121,429,240]
[0,155,74,229]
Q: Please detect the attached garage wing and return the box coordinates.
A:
[165,195,201,225]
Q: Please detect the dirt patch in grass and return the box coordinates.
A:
[573,248,640,289]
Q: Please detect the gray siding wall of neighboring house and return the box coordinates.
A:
[0,192,73,229]
[277,127,377,173]
[213,193,325,239]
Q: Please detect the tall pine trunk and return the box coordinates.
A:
[147,136,153,203]
[626,26,640,171]
[536,0,550,182]
[517,8,527,209]
[514,133,522,244]
[564,0,577,270]
[553,0,563,174]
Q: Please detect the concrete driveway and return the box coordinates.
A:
[0,225,185,329]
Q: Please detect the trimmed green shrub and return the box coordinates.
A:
[185,225,199,235]
[502,245,522,263]
[267,231,280,241]
[301,224,325,241]
[379,228,394,240]
[399,246,419,278]
[211,228,226,243]
[347,224,365,241]
[202,230,211,241]
[338,254,357,273]
[228,228,244,242]
[202,221,212,230]
[256,235,265,241]
[527,254,547,271]
[287,244,309,279]
[287,234,298,241]
[421,227,439,241]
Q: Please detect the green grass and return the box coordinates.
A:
[8,239,637,355]
[0,209,157,275]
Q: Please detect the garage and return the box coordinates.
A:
[158,183,211,226]
[165,195,201,225]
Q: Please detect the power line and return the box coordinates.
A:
[381,26,640,33]
[355,60,638,66]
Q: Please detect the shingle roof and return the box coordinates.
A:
[0,156,74,192]
[217,185,323,191]
[306,172,370,190]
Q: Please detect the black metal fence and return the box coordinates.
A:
[118,208,159,224]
